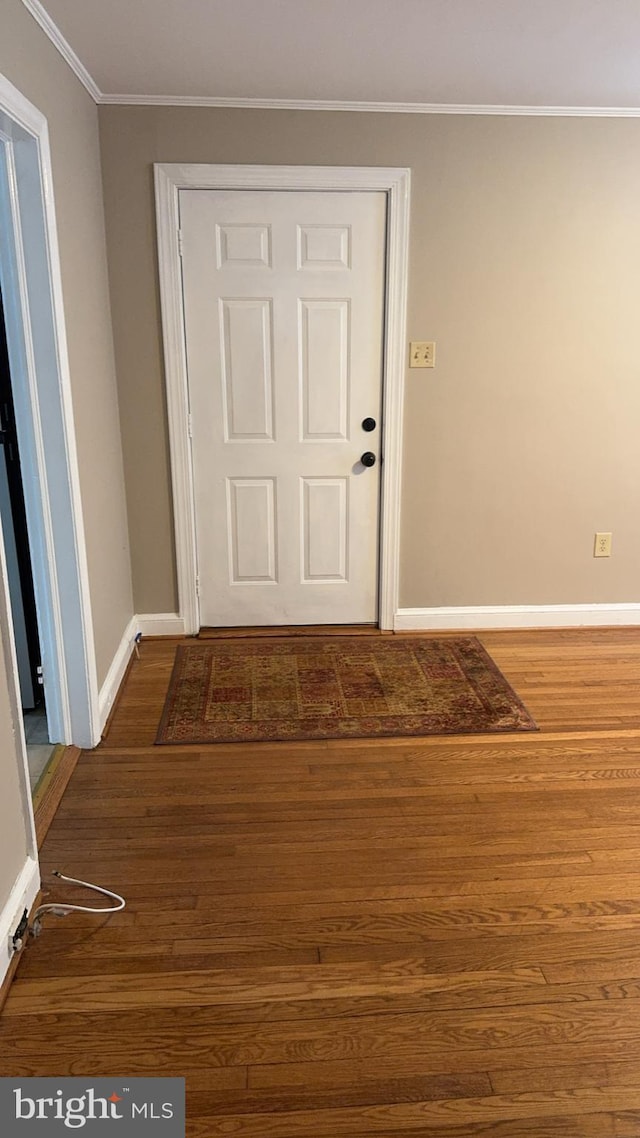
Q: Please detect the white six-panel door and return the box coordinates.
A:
[179,190,386,626]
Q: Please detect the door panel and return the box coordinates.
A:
[301,477,348,582]
[221,299,274,441]
[299,299,349,440]
[227,478,278,584]
[179,189,386,627]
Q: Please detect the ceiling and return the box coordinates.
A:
[25,0,640,111]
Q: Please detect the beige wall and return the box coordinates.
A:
[99,105,640,611]
[1,0,133,684]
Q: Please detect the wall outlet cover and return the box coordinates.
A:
[594,532,612,557]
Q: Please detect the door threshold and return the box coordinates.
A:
[198,624,382,639]
[32,744,82,848]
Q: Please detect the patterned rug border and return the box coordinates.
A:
[155,635,538,745]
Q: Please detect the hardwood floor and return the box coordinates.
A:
[3,628,640,1135]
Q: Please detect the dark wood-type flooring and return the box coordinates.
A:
[3,628,640,1135]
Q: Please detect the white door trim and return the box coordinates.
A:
[0,72,100,747]
[155,163,410,632]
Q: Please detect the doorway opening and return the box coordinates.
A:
[0,70,101,755]
[0,286,54,794]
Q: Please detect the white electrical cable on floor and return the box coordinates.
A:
[30,870,126,937]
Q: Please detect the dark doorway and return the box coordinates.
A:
[0,285,43,712]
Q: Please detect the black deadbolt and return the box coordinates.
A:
[361,451,376,467]
[362,417,376,432]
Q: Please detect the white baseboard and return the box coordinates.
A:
[136,613,186,637]
[97,615,138,730]
[92,612,189,739]
[0,856,40,988]
[394,603,640,631]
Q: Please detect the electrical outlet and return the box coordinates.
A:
[594,532,612,558]
[410,341,436,368]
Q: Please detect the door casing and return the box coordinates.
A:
[0,72,100,749]
[155,164,411,633]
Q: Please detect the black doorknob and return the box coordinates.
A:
[362,417,376,432]
[361,451,376,467]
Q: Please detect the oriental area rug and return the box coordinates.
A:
[156,636,537,745]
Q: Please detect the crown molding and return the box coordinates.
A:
[18,2,640,118]
[21,0,102,103]
[99,93,640,117]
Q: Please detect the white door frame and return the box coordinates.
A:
[155,164,410,632]
[0,72,99,748]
